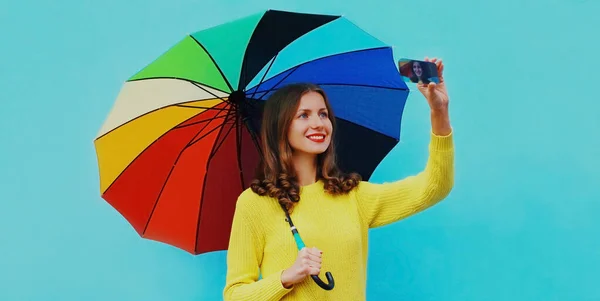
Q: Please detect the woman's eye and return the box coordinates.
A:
[320,112,328,118]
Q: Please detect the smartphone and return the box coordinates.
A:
[398,58,439,85]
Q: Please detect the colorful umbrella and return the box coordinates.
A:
[94,9,409,258]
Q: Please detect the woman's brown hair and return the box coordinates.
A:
[250,83,361,211]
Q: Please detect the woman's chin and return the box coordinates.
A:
[309,146,329,155]
[296,145,329,156]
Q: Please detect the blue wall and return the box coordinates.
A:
[2,0,599,300]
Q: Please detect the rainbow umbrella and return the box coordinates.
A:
[94,9,409,257]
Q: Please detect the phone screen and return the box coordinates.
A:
[398,59,439,84]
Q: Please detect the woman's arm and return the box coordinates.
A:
[354,57,454,228]
[354,130,454,228]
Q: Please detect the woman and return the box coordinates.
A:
[223,58,454,300]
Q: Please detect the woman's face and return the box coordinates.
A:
[413,62,423,77]
[287,91,333,157]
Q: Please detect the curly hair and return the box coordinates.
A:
[250,83,361,212]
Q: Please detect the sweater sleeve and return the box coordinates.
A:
[355,131,455,228]
[223,192,293,301]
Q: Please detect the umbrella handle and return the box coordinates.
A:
[311,273,335,290]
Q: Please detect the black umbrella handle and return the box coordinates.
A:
[311,272,335,290]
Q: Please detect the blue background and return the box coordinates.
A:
[2,0,599,300]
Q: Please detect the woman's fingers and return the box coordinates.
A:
[299,247,323,275]
[309,266,321,276]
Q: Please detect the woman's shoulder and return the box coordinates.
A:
[350,180,379,192]
[347,179,396,198]
[235,187,280,214]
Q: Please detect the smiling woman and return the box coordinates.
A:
[223,77,455,301]
[253,83,354,211]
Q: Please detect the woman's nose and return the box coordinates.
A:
[309,116,324,128]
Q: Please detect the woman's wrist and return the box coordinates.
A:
[430,108,452,136]
[280,269,293,289]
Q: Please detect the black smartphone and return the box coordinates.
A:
[398,58,439,85]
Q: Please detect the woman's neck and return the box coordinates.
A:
[292,153,318,186]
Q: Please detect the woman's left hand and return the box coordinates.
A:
[417,57,449,112]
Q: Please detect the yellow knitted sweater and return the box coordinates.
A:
[223,131,454,301]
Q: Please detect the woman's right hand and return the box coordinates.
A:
[280,247,323,288]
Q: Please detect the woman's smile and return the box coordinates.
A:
[306,134,326,143]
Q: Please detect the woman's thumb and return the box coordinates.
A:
[427,82,436,93]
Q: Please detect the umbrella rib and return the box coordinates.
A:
[246,82,408,101]
[141,113,217,236]
[127,77,231,95]
[174,105,229,111]
[314,83,409,91]
[194,105,236,252]
[253,66,301,100]
[190,81,229,103]
[240,45,248,91]
[249,53,278,100]
[245,46,390,94]
[95,99,225,141]
[238,16,263,91]
[186,108,235,148]
[248,82,409,96]
[235,110,245,189]
[209,109,237,159]
[142,105,233,236]
[189,36,234,92]
[175,114,229,129]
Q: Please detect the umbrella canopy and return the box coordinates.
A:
[94,9,409,255]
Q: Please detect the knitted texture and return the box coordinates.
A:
[223,132,454,301]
